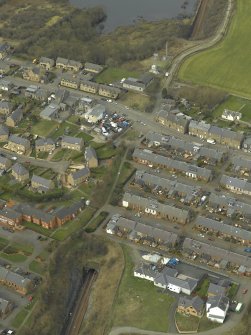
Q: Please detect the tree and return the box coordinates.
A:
[162,87,168,99]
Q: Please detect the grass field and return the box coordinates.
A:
[95,67,139,84]
[112,246,175,332]
[179,0,251,98]
[32,120,58,137]
[11,308,29,329]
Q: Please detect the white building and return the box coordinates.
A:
[206,295,229,323]
[222,109,242,121]
[84,104,105,123]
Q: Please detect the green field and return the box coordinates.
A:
[95,67,139,84]
[179,0,251,98]
[112,246,175,332]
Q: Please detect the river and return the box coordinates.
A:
[70,0,197,32]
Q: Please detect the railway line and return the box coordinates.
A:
[64,269,97,335]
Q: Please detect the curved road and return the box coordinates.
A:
[165,0,233,89]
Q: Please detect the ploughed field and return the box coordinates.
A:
[179,0,251,98]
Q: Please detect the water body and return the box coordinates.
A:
[70,0,197,32]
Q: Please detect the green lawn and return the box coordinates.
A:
[112,246,175,332]
[8,242,34,256]
[212,95,251,122]
[32,120,58,137]
[11,308,29,329]
[179,0,251,98]
[175,312,200,333]
[50,122,80,140]
[95,67,139,84]
[23,221,53,237]
[51,207,97,241]
[195,278,210,299]
[0,252,27,263]
[96,144,118,159]
[29,260,46,275]
[0,237,9,250]
[198,315,219,332]
[85,211,108,233]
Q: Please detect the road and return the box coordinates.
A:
[0,147,69,174]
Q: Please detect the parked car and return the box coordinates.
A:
[244,248,251,253]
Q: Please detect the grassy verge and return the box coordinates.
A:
[198,315,219,332]
[0,252,27,263]
[95,67,139,84]
[51,207,97,241]
[29,260,46,275]
[112,246,175,332]
[85,211,108,233]
[11,309,29,329]
[23,222,53,237]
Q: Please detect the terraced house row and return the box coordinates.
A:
[157,109,244,149]
[122,192,191,224]
[132,148,213,182]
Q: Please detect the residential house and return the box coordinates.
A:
[0,208,22,227]
[54,88,70,104]
[182,237,251,269]
[231,156,251,175]
[60,74,80,89]
[122,192,191,224]
[11,163,29,183]
[6,105,23,127]
[123,74,153,92]
[0,266,32,295]
[242,137,251,153]
[84,62,104,74]
[157,109,190,134]
[132,148,213,182]
[35,138,55,152]
[220,175,251,196]
[189,120,211,139]
[98,84,120,99]
[208,283,227,297]
[209,126,244,149]
[79,80,99,94]
[33,88,49,101]
[177,296,204,317]
[39,57,55,70]
[8,135,30,154]
[16,204,56,229]
[206,295,229,323]
[53,200,85,226]
[61,136,84,151]
[0,61,10,75]
[222,109,242,121]
[0,101,13,115]
[56,57,68,69]
[84,104,105,123]
[85,147,98,168]
[0,80,13,92]
[0,156,11,171]
[0,297,13,318]
[0,44,10,60]
[23,67,45,83]
[134,264,157,282]
[195,216,251,246]
[154,267,198,295]
[67,59,82,72]
[67,167,90,187]
[40,103,60,121]
[0,125,9,142]
[31,175,54,193]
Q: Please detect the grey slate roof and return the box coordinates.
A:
[9,134,30,147]
[183,237,251,267]
[195,215,251,242]
[0,156,11,168]
[232,156,251,170]
[12,163,28,176]
[154,269,198,292]
[31,175,52,190]
[70,167,90,180]
[35,138,55,147]
[85,146,97,160]
[14,204,55,223]
[133,148,212,181]
[220,175,251,194]
[53,199,85,219]
[0,125,9,137]
[0,207,21,220]
[62,135,83,146]
[178,295,204,313]
[208,283,226,296]
[123,192,190,222]
[207,295,229,312]
[0,265,31,289]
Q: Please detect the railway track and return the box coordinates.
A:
[64,269,97,335]
[191,0,210,39]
